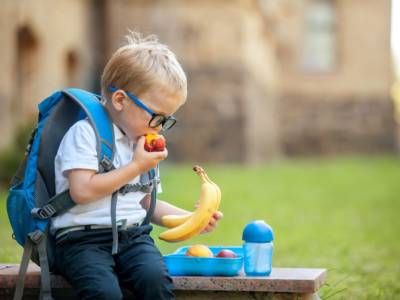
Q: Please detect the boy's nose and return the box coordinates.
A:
[153,124,163,133]
[147,128,161,136]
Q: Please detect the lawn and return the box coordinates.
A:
[1,155,400,299]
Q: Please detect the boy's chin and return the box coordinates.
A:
[132,135,143,143]
[122,132,138,143]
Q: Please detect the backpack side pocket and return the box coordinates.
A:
[7,185,35,246]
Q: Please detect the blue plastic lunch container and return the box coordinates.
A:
[163,246,243,276]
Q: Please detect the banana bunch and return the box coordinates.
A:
[159,166,221,242]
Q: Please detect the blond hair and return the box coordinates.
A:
[101,31,187,103]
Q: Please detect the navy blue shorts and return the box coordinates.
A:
[55,224,175,300]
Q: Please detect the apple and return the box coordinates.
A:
[144,134,166,152]
[215,249,237,258]
[185,244,213,258]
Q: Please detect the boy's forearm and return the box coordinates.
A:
[69,162,142,204]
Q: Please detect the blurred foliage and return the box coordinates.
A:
[0,123,34,188]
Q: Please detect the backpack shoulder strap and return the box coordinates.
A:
[63,88,115,172]
[142,167,158,225]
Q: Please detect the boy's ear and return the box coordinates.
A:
[110,90,126,111]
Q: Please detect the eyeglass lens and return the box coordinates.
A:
[149,115,176,130]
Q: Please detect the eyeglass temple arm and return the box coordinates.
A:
[108,86,155,116]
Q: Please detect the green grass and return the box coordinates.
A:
[1,155,400,299]
[0,194,22,263]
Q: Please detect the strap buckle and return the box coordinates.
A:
[100,156,113,172]
[31,204,57,220]
[139,183,153,193]
[151,177,160,188]
[28,230,44,244]
[119,184,131,195]
[119,181,158,195]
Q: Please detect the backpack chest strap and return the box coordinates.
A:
[119,178,160,195]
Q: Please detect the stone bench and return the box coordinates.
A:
[0,264,326,300]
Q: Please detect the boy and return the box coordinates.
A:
[52,32,223,300]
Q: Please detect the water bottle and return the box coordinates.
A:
[242,220,274,276]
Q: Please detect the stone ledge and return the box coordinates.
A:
[0,264,326,294]
[171,268,326,293]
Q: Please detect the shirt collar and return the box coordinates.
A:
[113,124,126,141]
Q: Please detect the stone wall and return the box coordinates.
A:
[166,66,246,163]
[279,96,396,155]
[0,0,96,149]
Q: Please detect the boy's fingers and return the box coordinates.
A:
[208,218,216,227]
[201,226,211,234]
[214,211,223,220]
[158,148,168,159]
[205,222,216,232]
[135,136,145,148]
[147,148,168,161]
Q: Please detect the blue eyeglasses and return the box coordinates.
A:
[108,86,177,131]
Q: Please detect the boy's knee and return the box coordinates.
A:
[138,265,164,284]
[79,285,123,300]
[136,264,173,290]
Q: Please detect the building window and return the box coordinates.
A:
[14,25,39,115]
[65,50,79,87]
[302,0,337,73]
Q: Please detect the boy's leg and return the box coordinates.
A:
[55,230,123,300]
[116,225,176,300]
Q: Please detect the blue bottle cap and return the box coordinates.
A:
[242,220,274,243]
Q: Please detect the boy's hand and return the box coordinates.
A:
[132,136,168,173]
[201,211,223,234]
[194,201,223,234]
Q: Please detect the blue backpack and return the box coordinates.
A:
[7,88,158,300]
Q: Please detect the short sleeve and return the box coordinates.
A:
[55,120,99,175]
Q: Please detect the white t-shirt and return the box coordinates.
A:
[51,119,161,233]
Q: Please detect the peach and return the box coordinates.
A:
[185,245,213,258]
[144,134,166,152]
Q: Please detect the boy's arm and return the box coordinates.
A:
[68,162,141,204]
[68,136,168,204]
